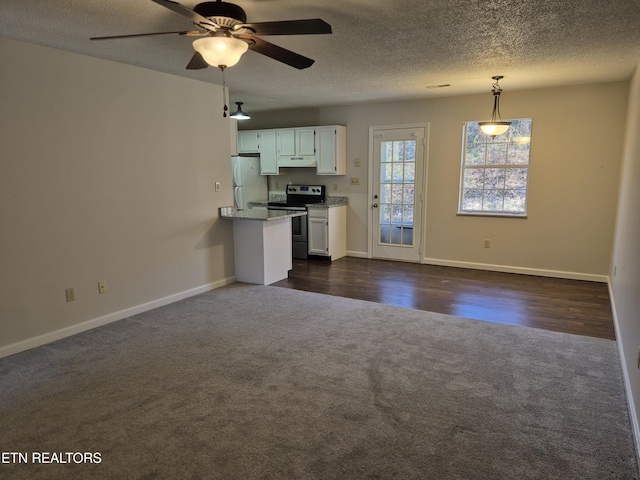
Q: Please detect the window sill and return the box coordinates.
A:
[457,212,528,219]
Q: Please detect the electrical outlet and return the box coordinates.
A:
[354,158,362,167]
[350,177,360,185]
[333,183,338,191]
[484,239,491,248]
[65,288,75,302]
[215,182,221,192]
[98,280,108,294]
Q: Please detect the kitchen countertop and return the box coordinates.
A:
[252,195,349,209]
[307,196,348,208]
[219,206,307,221]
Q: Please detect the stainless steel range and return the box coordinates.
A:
[267,184,326,259]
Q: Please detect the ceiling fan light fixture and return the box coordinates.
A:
[192,36,248,68]
[478,75,512,137]
[230,102,250,120]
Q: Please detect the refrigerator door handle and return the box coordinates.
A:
[234,186,244,210]
[232,161,242,187]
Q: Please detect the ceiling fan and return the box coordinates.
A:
[90,0,332,70]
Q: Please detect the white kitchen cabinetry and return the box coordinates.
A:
[230,119,239,156]
[276,129,295,156]
[307,206,347,260]
[238,130,260,153]
[295,128,317,156]
[316,126,346,175]
[276,128,316,156]
[238,125,346,175]
[238,130,279,175]
[277,128,317,166]
[258,130,278,175]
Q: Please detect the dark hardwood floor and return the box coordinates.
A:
[271,257,616,340]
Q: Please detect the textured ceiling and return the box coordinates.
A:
[1,0,639,112]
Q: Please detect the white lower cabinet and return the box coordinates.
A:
[307,206,346,260]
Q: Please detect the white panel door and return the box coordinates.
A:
[370,126,427,262]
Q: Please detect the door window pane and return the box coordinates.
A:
[379,139,417,246]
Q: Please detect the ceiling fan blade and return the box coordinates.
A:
[243,36,314,70]
[150,0,219,30]
[239,19,332,36]
[91,30,204,40]
[186,52,209,70]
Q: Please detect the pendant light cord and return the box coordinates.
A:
[491,78,503,122]
[219,66,228,118]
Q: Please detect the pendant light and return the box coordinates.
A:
[230,102,251,120]
[478,76,511,136]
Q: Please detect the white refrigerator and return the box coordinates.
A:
[232,156,268,210]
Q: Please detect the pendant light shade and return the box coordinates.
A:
[479,122,511,136]
[230,102,250,120]
[478,76,511,136]
[192,36,248,68]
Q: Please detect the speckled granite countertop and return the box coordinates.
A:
[219,206,307,221]
[307,196,348,208]
[252,196,348,209]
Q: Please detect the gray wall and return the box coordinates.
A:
[243,82,629,280]
[611,64,640,454]
[0,37,235,353]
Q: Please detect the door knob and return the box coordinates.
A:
[373,203,378,208]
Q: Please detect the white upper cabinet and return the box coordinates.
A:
[316,126,346,175]
[295,128,316,156]
[277,128,317,167]
[277,128,316,157]
[237,131,260,153]
[258,130,278,175]
[238,125,346,175]
[276,129,296,156]
[237,130,279,175]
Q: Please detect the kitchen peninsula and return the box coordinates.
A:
[220,207,307,285]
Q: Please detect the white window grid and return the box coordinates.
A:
[458,119,533,217]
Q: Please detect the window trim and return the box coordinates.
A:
[457,119,532,217]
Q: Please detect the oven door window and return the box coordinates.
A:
[291,215,303,238]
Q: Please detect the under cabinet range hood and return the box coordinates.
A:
[277,155,317,167]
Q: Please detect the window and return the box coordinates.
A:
[458,119,533,217]
[379,139,416,245]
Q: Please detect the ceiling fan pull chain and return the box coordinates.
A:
[220,66,228,117]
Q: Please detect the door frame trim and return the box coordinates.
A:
[367,123,430,261]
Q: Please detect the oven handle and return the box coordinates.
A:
[266,206,307,211]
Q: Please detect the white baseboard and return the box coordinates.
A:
[0,276,237,359]
[608,282,640,463]
[346,250,368,258]
[422,258,609,283]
